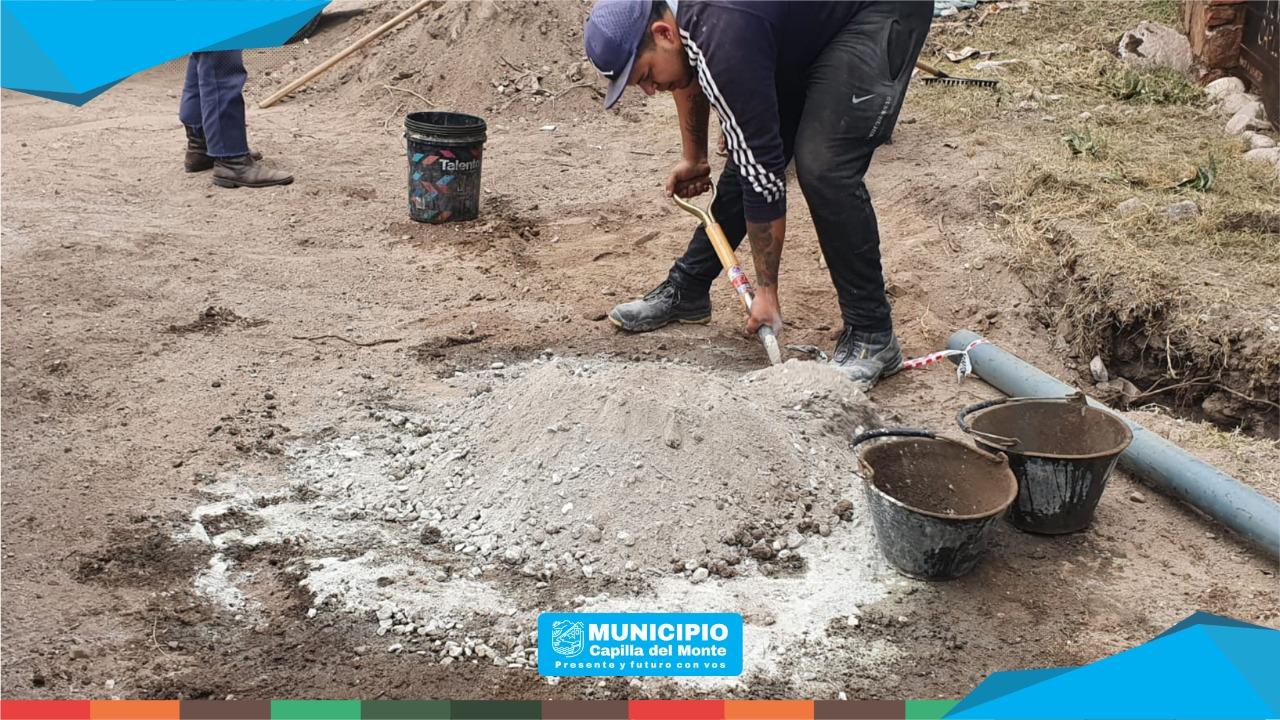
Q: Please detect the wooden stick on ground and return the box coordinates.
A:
[259,0,437,109]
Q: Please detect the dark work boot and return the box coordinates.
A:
[608,279,711,332]
[212,154,293,188]
[184,125,214,172]
[831,327,904,390]
[184,125,263,173]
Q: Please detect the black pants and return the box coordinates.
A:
[668,2,931,333]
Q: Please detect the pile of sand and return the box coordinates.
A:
[186,357,894,677]
[250,0,605,117]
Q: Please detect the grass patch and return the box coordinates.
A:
[908,0,1279,406]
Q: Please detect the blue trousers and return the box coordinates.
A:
[178,50,249,158]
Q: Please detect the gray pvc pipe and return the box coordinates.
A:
[947,329,1280,558]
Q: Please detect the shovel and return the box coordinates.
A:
[673,188,783,366]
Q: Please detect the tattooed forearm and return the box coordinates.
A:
[674,85,710,159]
[747,219,786,290]
[681,91,710,154]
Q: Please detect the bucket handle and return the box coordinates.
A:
[956,392,1092,448]
[852,427,1009,472]
[955,398,1019,448]
[850,427,936,449]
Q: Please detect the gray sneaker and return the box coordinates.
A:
[831,327,904,390]
[608,279,712,332]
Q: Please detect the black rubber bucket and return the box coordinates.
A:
[404,111,486,223]
[852,429,1018,580]
[957,393,1133,534]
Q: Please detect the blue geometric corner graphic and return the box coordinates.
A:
[946,611,1280,719]
[2,0,330,105]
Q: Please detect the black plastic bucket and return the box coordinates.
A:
[957,393,1133,534]
[852,429,1018,580]
[404,111,486,223]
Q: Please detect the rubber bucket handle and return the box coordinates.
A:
[850,427,937,449]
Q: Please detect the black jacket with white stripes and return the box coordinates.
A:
[675,1,866,223]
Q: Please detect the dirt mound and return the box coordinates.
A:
[183,357,889,676]
[255,0,605,118]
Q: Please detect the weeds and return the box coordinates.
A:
[1065,127,1104,158]
[1175,156,1217,192]
[1106,67,1203,106]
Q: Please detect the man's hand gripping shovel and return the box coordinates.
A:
[672,187,783,366]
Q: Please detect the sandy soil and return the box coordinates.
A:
[3,1,1277,702]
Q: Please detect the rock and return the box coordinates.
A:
[1089,356,1110,383]
[616,531,635,546]
[786,531,805,549]
[690,567,709,583]
[1129,491,1146,503]
[1163,200,1199,222]
[834,499,854,521]
[502,546,526,564]
[1204,76,1245,100]
[354,645,369,655]
[662,414,683,449]
[1017,100,1039,111]
[1243,147,1280,168]
[1225,102,1266,135]
[585,524,603,543]
[1116,197,1146,218]
[1219,92,1259,115]
[490,361,506,370]
[1118,22,1192,73]
[69,646,91,660]
[975,60,1020,71]
[582,311,607,322]
[1202,391,1247,425]
[1243,131,1277,149]
[748,540,776,560]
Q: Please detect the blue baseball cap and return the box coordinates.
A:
[584,0,653,109]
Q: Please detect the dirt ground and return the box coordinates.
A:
[3,0,1278,704]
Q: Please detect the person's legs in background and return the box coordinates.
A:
[179,54,214,172]
[178,50,291,187]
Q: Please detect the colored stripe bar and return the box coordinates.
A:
[904,700,958,720]
[360,700,450,719]
[628,700,725,720]
[180,700,272,719]
[90,701,179,719]
[540,700,628,719]
[813,700,905,719]
[1,701,91,720]
[270,700,361,719]
[725,700,814,719]
[447,701,540,719]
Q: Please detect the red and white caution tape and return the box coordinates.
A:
[902,337,989,381]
